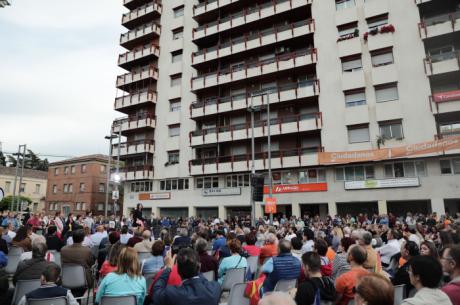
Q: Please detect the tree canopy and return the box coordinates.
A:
[5,149,49,171]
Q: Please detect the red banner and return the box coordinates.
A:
[433,89,460,103]
[263,183,327,194]
[265,197,277,214]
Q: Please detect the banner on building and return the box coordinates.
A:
[432,90,460,103]
[344,177,420,190]
[263,183,327,194]
[318,136,460,165]
[265,197,277,214]
[202,187,241,196]
[138,192,171,200]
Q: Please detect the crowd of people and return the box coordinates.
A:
[0,205,459,305]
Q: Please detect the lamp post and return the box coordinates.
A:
[104,134,117,218]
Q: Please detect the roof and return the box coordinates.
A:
[49,154,109,166]
[0,166,48,180]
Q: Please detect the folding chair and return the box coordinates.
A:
[100,295,136,305]
[221,268,246,292]
[27,296,68,305]
[11,279,41,305]
[202,270,215,281]
[143,272,157,291]
[394,284,405,305]
[138,252,152,262]
[5,253,21,275]
[227,283,249,305]
[246,256,259,275]
[8,246,24,256]
[274,279,297,292]
[61,264,91,305]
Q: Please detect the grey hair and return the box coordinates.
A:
[194,237,208,254]
[266,233,277,244]
[180,228,188,237]
[259,292,296,305]
[361,231,373,246]
[32,241,48,258]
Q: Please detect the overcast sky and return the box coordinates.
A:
[0,1,125,162]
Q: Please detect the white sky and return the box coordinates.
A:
[0,0,126,162]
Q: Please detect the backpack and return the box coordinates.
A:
[310,277,335,305]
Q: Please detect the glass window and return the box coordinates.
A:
[173,5,184,18]
[5,181,11,192]
[63,184,68,193]
[345,167,354,181]
[160,180,165,190]
[367,14,389,29]
[81,164,87,173]
[171,179,178,190]
[355,166,365,180]
[185,179,189,189]
[453,158,460,174]
[68,184,73,193]
[375,83,399,102]
[166,180,171,190]
[99,183,105,192]
[169,124,180,137]
[348,125,370,143]
[178,179,184,190]
[54,168,59,175]
[365,166,375,179]
[169,98,181,112]
[318,169,326,182]
[335,168,345,181]
[35,184,40,193]
[100,165,106,173]
[338,23,358,37]
[170,74,182,87]
[415,161,426,176]
[53,185,57,194]
[80,183,85,192]
[379,120,403,139]
[345,90,366,107]
[336,0,355,10]
[172,27,183,40]
[404,162,415,177]
[172,50,183,63]
[168,151,179,164]
[384,164,393,178]
[196,178,204,189]
[371,48,394,67]
[342,56,362,72]
[64,167,69,175]
[71,166,76,174]
[394,163,404,177]
[440,160,452,174]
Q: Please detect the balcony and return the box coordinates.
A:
[189,147,320,175]
[419,11,460,39]
[192,0,312,41]
[123,0,153,10]
[114,90,157,111]
[190,80,319,118]
[116,65,158,90]
[190,113,322,146]
[122,165,154,181]
[192,19,315,66]
[113,139,155,157]
[430,89,460,114]
[118,44,160,70]
[120,22,161,49]
[122,2,162,29]
[424,51,460,76]
[194,0,239,18]
[112,114,156,134]
[191,48,317,91]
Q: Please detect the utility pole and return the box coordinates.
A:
[17,144,26,213]
[249,95,256,227]
[114,127,121,217]
[266,94,273,226]
[104,134,116,218]
[11,144,26,212]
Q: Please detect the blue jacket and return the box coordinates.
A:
[152,268,221,305]
[263,253,301,292]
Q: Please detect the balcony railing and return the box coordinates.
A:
[113,139,155,156]
[120,22,161,47]
[118,44,160,67]
[121,165,154,180]
[122,2,162,27]
[192,19,315,64]
[418,10,460,38]
[424,51,460,75]
[112,114,156,133]
[116,65,158,88]
[193,0,312,40]
[194,0,239,17]
[191,48,316,90]
[114,89,157,110]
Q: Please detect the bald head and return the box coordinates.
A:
[142,230,152,240]
[259,292,296,305]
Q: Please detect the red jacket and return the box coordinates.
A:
[442,279,460,305]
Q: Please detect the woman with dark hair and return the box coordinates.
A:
[401,255,452,305]
[195,238,218,276]
[100,242,124,278]
[420,240,439,260]
[354,273,394,305]
[12,226,32,251]
[132,204,144,227]
[218,239,247,284]
[142,240,165,274]
[332,236,354,281]
[243,232,261,257]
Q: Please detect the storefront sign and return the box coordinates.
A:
[344,177,420,190]
[433,89,460,103]
[265,197,277,214]
[202,187,241,196]
[318,136,460,165]
[263,183,327,194]
[138,192,171,200]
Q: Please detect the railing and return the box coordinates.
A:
[122,2,162,25]
[418,10,460,37]
[123,165,154,173]
[192,19,314,61]
[424,51,460,75]
[193,0,311,38]
[120,22,161,44]
[113,113,155,126]
[191,48,316,89]
[117,65,158,85]
[118,44,160,65]
[190,113,322,138]
[191,79,318,110]
[115,139,155,148]
[114,89,157,108]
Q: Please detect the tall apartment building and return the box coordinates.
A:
[113,0,460,220]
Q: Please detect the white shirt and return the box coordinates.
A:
[120,233,133,245]
[90,231,107,247]
[7,230,16,239]
[301,240,314,254]
[285,233,297,241]
[376,239,401,265]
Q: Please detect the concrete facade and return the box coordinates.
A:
[113,0,460,219]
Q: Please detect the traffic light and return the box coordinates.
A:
[251,174,265,202]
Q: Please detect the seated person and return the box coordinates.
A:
[13,240,51,285]
[100,242,124,278]
[218,239,248,284]
[142,240,165,274]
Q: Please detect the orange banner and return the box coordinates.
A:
[263,183,327,194]
[318,149,390,165]
[390,136,460,158]
[265,197,277,214]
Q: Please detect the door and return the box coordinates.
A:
[62,205,71,218]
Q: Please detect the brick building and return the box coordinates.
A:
[45,154,120,216]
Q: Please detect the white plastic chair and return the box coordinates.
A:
[61,264,90,305]
[227,283,249,305]
[221,268,246,291]
[394,284,405,305]
[274,279,297,292]
[202,270,215,281]
[100,295,136,305]
[27,296,68,305]
[246,256,259,275]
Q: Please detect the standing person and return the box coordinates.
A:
[1,211,19,230]
[132,203,145,227]
[301,228,315,254]
[211,230,226,254]
[354,274,394,305]
[295,252,336,305]
[401,256,452,305]
[335,245,370,305]
[440,244,460,304]
[120,225,133,245]
[332,237,354,281]
[83,211,94,233]
[52,211,64,238]
[96,247,146,305]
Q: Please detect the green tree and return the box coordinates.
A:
[5,149,49,171]
[0,195,32,211]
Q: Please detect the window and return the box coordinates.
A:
[81,164,87,173]
[367,14,388,30]
[440,158,460,174]
[348,124,370,143]
[54,168,59,175]
[299,169,327,183]
[170,98,181,112]
[5,181,11,192]
[342,55,362,72]
[99,183,105,192]
[71,166,76,174]
[379,120,403,140]
[63,184,69,193]
[167,151,180,164]
[345,89,366,107]
[76,202,86,211]
[338,22,358,37]
[130,181,153,192]
[100,165,106,173]
[371,48,394,67]
[226,174,250,187]
[160,178,190,190]
[375,83,399,102]
[80,183,85,192]
[171,50,183,63]
[52,185,57,194]
[195,176,219,189]
[20,183,25,192]
[97,203,104,211]
[169,124,180,137]
[172,27,183,40]
[173,5,184,18]
[68,184,73,193]
[439,122,460,138]
[335,166,375,181]
[384,161,426,178]
[64,167,69,175]
[170,74,182,87]
[428,45,455,63]
[336,0,355,10]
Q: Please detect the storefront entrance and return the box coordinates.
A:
[387,200,431,216]
[445,199,460,215]
[336,201,378,216]
[300,203,328,218]
[196,207,219,219]
[159,208,188,219]
[226,206,251,219]
[263,204,292,219]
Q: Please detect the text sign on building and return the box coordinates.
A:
[202,187,241,196]
[112,190,119,200]
[432,89,460,103]
[344,177,420,190]
[265,197,277,214]
[263,183,328,194]
[138,192,171,200]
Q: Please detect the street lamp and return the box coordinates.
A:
[104,134,117,218]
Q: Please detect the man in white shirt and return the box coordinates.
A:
[90,225,107,248]
[376,229,401,266]
[120,225,133,245]
[301,228,315,254]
